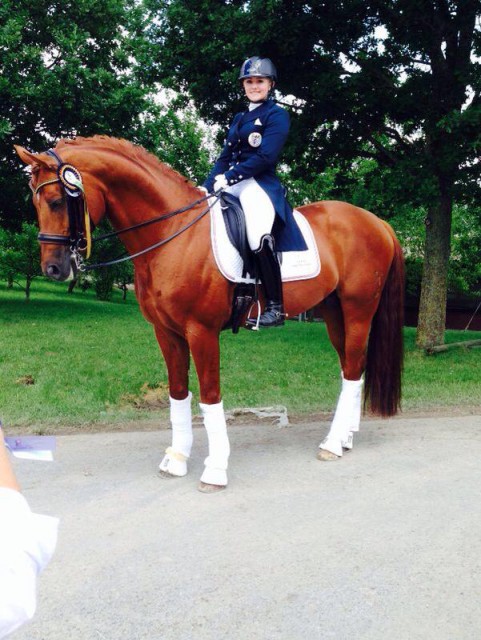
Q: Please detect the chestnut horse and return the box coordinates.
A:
[16,136,404,492]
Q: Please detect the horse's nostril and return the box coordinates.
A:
[46,264,60,277]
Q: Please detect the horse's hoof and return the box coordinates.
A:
[158,450,188,477]
[198,481,227,493]
[317,449,340,461]
[342,432,354,451]
[158,470,179,479]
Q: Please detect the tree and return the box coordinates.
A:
[92,244,135,302]
[0,0,151,231]
[114,259,135,301]
[0,222,41,299]
[144,0,481,347]
[135,98,213,183]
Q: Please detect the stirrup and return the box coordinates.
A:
[246,302,285,329]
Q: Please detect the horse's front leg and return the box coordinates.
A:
[188,325,230,493]
[153,325,193,477]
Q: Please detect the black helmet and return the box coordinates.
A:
[239,56,277,81]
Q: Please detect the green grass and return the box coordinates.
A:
[0,279,480,430]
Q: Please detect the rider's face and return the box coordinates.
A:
[243,77,273,103]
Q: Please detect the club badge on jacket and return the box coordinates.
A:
[248,132,262,148]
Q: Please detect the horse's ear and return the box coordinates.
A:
[14,145,53,169]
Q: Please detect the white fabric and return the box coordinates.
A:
[0,488,58,638]
[210,197,321,284]
[225,178,276,251]
[248,102,262,111]
[320,375,363,457]
[169,392,193,458]
[159,393,193,477]
[199,401,230,486]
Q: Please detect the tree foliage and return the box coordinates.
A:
[135,98,212,182]
[144,0,481,346]
[0,222,41,298]
[87,222,134,301]
[144,0,480,185]
[3,0,480,345]
[0,0,150,230]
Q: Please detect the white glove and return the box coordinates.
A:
[214,174,228,192]
[198,186,209,195]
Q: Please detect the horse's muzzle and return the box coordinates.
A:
[42,250,72,281]
[45,263,63,279]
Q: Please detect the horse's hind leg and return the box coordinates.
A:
[154,326,193,477]
[318,296,369,460]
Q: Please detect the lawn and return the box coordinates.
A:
[0,279,480,430]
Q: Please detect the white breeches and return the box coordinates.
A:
[320,375,363,457]
[226,178,276,251]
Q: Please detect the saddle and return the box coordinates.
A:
[220,192,255,278]
[215,192,321,333]
[219,192,256,333]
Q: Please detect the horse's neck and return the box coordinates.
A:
[101,159,199,252]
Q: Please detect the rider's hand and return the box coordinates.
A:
[214,174,228,192]
[198,186,209,195]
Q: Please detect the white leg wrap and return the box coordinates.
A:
[199,401,230,486]
[320,375,363,457]
[159,392,193,477]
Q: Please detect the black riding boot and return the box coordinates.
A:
[246,235,285,329]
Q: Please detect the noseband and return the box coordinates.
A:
[32,149,92,261]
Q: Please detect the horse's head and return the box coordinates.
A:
[15,144,105,281]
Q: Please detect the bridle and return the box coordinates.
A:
[31,148,218,272]
[32,149,92,267]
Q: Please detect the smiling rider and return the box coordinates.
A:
[203,56,307,329]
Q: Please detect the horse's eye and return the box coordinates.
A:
[48,198,65,210]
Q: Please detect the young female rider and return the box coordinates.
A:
[203,56,307,329]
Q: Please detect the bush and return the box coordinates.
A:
[0,223,42,299]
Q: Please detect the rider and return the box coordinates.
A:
[203,56,307,328]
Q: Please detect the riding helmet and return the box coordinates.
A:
[238,56,277,81]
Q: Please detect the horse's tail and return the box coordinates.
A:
[364,231,405,416]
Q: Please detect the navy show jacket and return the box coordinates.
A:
[203,99,307,252]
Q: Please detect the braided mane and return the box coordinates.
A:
[55,135,195,190]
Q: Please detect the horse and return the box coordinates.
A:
[15,136,404,492]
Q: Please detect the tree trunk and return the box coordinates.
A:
[416,185,453,348]
[25,277,31,300]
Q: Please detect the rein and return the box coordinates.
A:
[33,148,218,271]
[81,199,215,272]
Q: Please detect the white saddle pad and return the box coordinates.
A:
[210,198,321,284]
